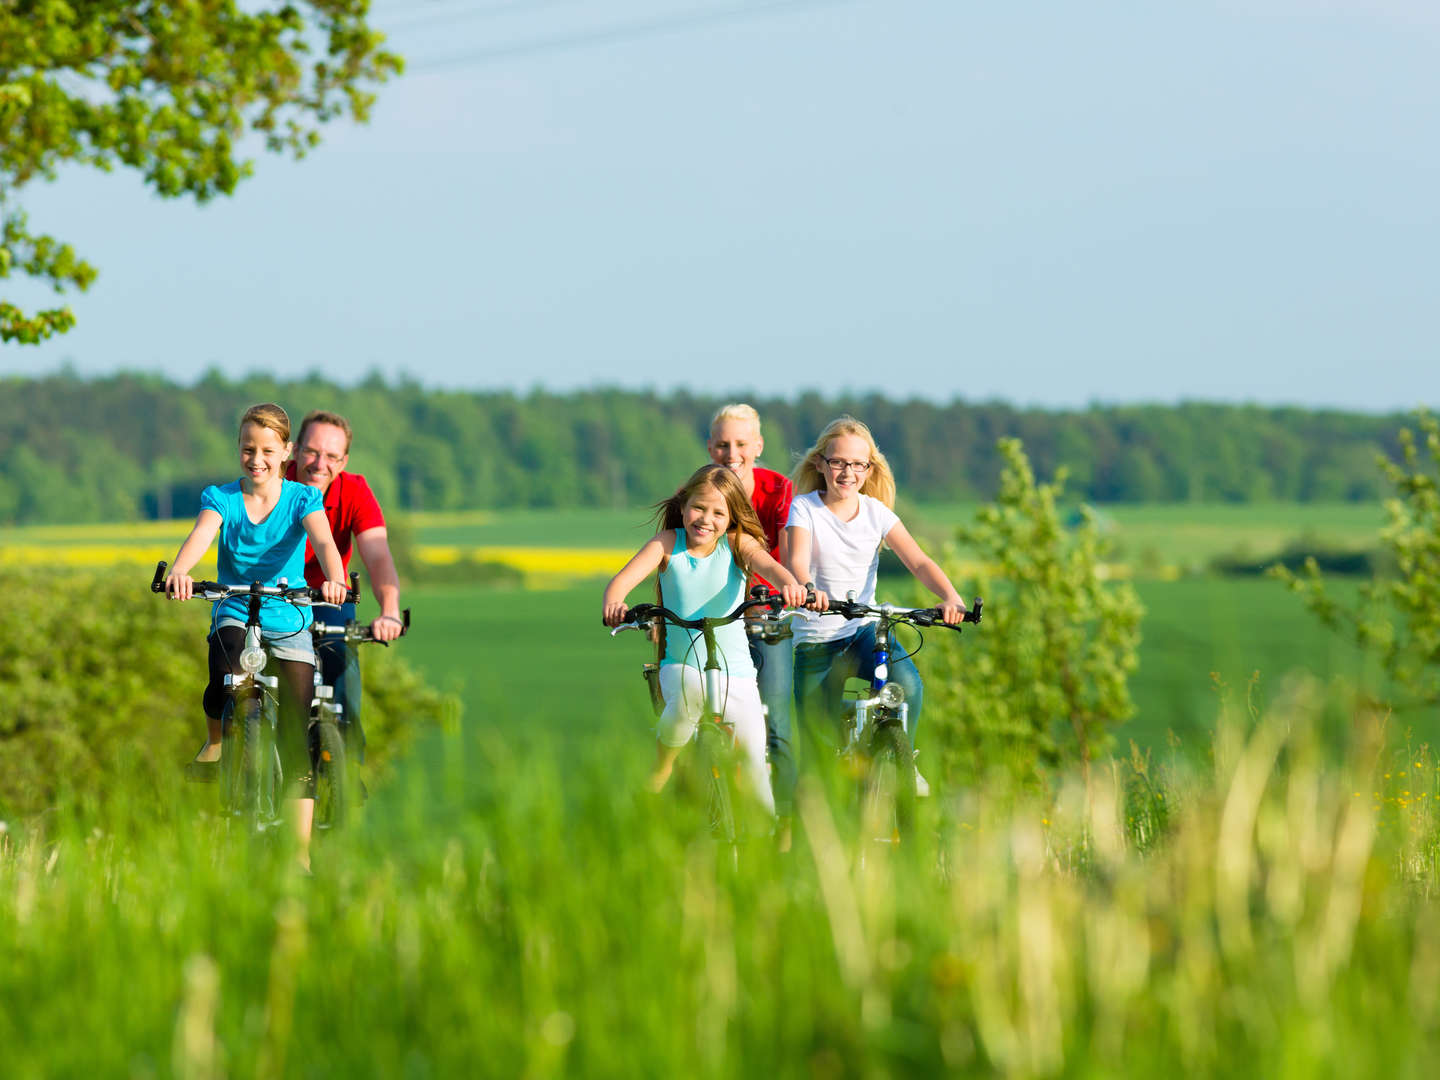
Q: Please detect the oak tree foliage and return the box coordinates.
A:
[0,0,400,343]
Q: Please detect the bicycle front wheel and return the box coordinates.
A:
[312,713,349,831]
[695,720,738,857]
[861,720,916,846]
[219,694,262,822]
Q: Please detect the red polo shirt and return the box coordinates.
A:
[284,464,386,588]
[750,465,793,590]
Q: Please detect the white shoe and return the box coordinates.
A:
[914,766,931,798]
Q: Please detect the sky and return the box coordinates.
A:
[4,0,1439,411]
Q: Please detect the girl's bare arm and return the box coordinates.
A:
[736,534,807,607]
[886,519,967,624]
[303,510,349,604]
[164,510,223,601]
[602,533,669,626]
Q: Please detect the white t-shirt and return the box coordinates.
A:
[786,491,900,644]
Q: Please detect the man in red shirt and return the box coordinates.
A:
[287,410,404,764]
[707,404,797,843]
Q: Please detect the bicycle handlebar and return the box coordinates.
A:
[612,590,787,635]
[821,596,984,631]
[312,608,412,644]
[150,560,360,606]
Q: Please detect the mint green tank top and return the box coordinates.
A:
[658,529,755,679]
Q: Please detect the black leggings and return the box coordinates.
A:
[205,626,316,792]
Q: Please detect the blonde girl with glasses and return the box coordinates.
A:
[785,416,968,797]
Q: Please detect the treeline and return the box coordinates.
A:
[0,370,1413,524]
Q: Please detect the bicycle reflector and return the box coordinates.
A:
[240,647,268,675]
[878,682,906,707]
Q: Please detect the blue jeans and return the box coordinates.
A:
[313,603,365,763]
[750,632,797,817]
[793,623,924,753]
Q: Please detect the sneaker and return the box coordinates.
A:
[914,763,931,798]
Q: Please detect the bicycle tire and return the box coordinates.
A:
[695,720,739,858]
[219,693,262,822]
[312,712,349,831]
[861,719,916,846]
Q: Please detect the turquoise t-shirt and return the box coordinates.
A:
[199,479,324,634]
[658,529,755,679]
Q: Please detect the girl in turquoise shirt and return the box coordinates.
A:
[165,403,347,871]
[603,464,807,808]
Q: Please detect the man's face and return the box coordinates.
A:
[295,421,350,492]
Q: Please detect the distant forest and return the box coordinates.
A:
[0,370,1415,524]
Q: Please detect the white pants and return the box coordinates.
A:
[657,665,774,816]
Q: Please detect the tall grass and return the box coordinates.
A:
[5,681,1440,1077]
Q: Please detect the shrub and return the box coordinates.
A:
[0,565,457,820]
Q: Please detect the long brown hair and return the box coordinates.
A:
[791,415,897,508]
[652,464,767,574]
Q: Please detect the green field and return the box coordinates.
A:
[399,574,1413,769]
[406,500,1386,565]
[9,501,1440,1076]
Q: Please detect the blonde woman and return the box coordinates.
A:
[785,417,967,796]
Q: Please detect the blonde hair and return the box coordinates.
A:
[709,402,763,438]
[653,464,768,575]
[791,415,896,508]
[297,409,353,453]
[239,403,292,443]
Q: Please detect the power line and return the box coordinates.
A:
[375,0,585,34]
[404,0,853,75]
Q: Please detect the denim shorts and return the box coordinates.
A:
[212,618,316,665]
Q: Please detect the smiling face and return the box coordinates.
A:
[819,433,873,499]
[238,421,292,489]
[681,483,732,551]
[707,418,763,484]
[295,421,350,492]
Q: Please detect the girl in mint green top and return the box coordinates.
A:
[658,530,754,678]
[602,464,808,800]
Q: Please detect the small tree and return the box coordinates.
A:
[1276,412,1440,710]
[1,1,400,342]
[924,438,1143,784]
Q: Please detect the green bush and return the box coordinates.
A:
[924,439,1144,786]
[1276,411,1440,711]
[0,565,457,821]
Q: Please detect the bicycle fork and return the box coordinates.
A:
[846,618,909,751]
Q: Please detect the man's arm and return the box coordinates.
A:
[355,526,404,641]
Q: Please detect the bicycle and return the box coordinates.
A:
[151,560,359,830]
[813,594,983,847]
[611,587,802,864]
[308,608,411,829]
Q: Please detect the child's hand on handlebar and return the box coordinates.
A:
[937,598,967,625]
[320,579,349,606]
[166,571,195,601]
[806,584,829,612]
[780,583,809,608]
[603,600,630,627]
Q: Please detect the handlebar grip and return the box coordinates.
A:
[345,585,361,604]
[151,561,168,593]
[401,608,411,633]
[349,572,361,601]
[965,598,983,624]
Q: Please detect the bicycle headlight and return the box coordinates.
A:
[240,647,268,675]
[878,682,906,707]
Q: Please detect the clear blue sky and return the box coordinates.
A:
[5,0,1438,411]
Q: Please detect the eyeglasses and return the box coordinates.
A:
[822,457,871,475]
[300,447,346,466]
